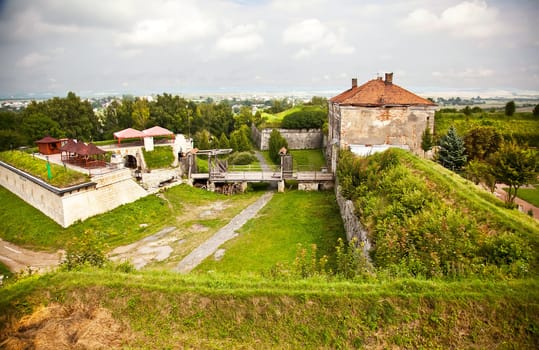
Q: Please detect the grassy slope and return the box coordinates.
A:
[0,151,90,188]
[260,149,326,169]
[196,191,345,275]
[261,105,326,128]
[1,270,537,349]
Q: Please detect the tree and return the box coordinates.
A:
[489,141,537,204]
[437,126,467,171]
[505,101,515,116]
[218,133,230,149]
[533,104,539,117]
[132,98,150,130]
[465,160,496,193]
[194,129,211,150]
[269,129,288,164]
[420,126,433,157]
[464,126,503,161]
[229,125,251,152]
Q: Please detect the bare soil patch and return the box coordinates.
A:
[1,303,132,349]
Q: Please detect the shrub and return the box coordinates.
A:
[228,151,256,165]
[62,231,107,270]
[268,129,288,164]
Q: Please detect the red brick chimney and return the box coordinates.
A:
[352,78,357,88]
[384,72,393,85]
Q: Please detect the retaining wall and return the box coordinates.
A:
[335,184,371,258]
[0,162,147,227]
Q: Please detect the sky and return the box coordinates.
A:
[0,0,537,98]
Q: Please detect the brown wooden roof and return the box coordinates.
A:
[35,136,60,144]
[330,77,436,107]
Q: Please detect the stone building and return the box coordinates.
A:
[327,73,436,172]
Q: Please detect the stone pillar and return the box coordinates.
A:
[144,136,154,151]
[277,180,285,192]
[240,181,248,193]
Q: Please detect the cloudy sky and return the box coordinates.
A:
[0,0,537,97]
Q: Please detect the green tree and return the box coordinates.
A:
[229,125,251,152]
[269,129,288,164]
[533,104,539,117]
[235,105,254,128]
[464,126,503,161]
[505,101,516,116]
[194,129,211,150]
[132,98,150,130]
[437,126,467,171]
[218,133,230,149]
[489,141,537,204]
[465,160,496,192]
[420,126,433,157]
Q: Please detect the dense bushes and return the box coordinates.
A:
[337,148,537,278]
[281,107,326,129]
[227,151,256,165]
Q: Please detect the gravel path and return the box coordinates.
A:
[254,151,272,172]
[175,191,274,273]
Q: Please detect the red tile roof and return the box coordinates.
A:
[113,128,145,139]
[330,77,435,107]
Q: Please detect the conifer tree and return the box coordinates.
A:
[269,129,288,164]
[437,126,467,171]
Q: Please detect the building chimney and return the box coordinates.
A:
[352,78,357,88]
[384,72,393,85]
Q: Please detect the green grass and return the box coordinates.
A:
[260,149,326,170]
[435,111,539,146]
[1,270,538,349]
[196,191,345,274]
[0,262,13,279]
[0,151,90,188]
[142,146,174,169]
[0,184,261,251]
[514,185,539,207]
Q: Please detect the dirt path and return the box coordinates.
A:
[494,184,539,219]
[0,239,63,273]
[176,191,274,273]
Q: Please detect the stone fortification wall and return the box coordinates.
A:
[335,184,371,258]
[61,169,147,226]
[252,126,323,150]
[0,163,147,227]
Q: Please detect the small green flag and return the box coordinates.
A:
[46,161,52,180]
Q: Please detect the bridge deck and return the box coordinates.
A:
[192,171,333,183]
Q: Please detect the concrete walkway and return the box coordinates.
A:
[254,151,272,172]
[175,191,274,273]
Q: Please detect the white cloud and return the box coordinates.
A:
[282,19,355,58]
[401,1,501,39]
[271,0,327,12]
[216,24,264,53]
[116,1,217,47]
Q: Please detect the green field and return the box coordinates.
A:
[197,191,345,275]
[142,145,174,169]
[510,185,539,207]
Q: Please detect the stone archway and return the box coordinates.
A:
[125,155,137,169]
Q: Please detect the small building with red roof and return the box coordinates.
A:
[327,73,436,171]
[35,136,62,155]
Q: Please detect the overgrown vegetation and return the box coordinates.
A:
[281,106,326,129]
[142,145,174,169]
[0,150,90,188]
[338,148,539,279]
[434,109,539,147]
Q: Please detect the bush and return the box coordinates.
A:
[268,129,288,164]
[228,151,256,165]
[62,231,107,271]
[281,107,326,129]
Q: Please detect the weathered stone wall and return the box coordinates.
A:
[0,163,148,227]
[252,126,323,150]
[335,184,371,258]
[339,105,435,155]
